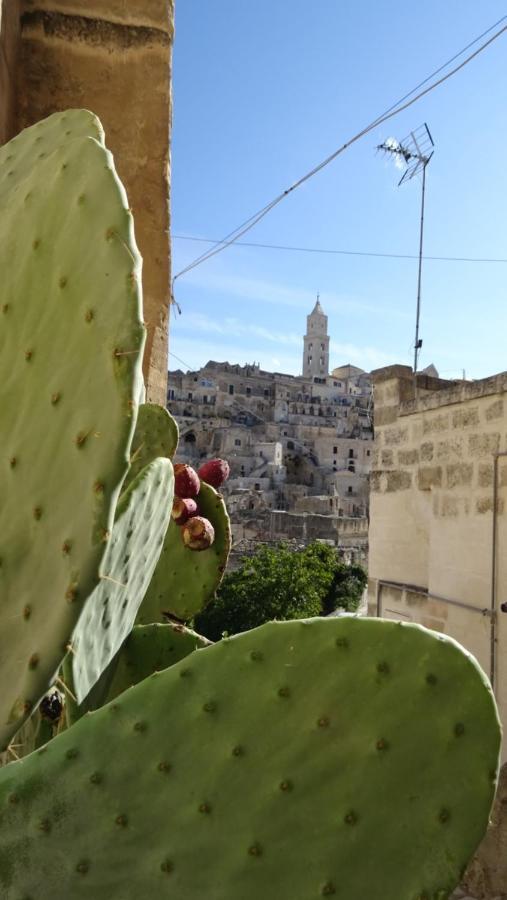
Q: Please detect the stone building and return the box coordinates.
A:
[0,0,173,403]
[368,364,507,761]
[168,299,373,559]
[368,364,507,898]
[302,296,329,378]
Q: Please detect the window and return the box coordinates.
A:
[321,343,325,351]
[168,389,175,400]
[367,449,371,456]
[264,389,269,397]
[246,387,251,396]
[234,439,241,447]
[348,462,355,473]
[348,449,354,458]
[229,385,234,395]
[348,486,353,494]
[329,499,333,508]
[287,441,294,450]
[333,446,337,454]
[203,395,208,404]
[309,343,313,350]
[254,483,260,491]
[308,356,312,365]
[187,392,193,400]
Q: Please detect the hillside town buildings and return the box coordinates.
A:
[167,299,373,561]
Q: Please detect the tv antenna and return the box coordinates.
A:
[377,123,434,374]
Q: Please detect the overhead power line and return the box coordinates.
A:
[172,16,507,295]
[172,234,507,265]
[168,350,196,371]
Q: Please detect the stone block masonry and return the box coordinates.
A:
[368,365,507,760]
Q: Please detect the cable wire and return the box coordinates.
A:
[172,17,507,292]
[172,234,507,265]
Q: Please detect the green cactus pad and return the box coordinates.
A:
[0,109,105,189]
[71,459,174,704]
[0,112,145,747]
[106,623,212,701]
[65,621,210,723]
[122,403,179,492]
[137,482,231,623]
[0,618,500,900]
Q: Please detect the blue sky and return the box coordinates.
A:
[170,3,506,379]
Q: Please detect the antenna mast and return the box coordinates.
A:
[377,123,434,374]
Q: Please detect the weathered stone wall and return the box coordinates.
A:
[368,366,507,763]
[1,1,173,403]
[0,0,20,143]
[270,509,368,545]
[369,369,507,898]
[459,762,507,899]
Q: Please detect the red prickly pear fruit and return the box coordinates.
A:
[197,458,230,489]
[171,497,198,525]
[181,516,215,551]
[173,463,200,499]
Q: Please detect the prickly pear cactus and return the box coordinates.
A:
[65,622,211,724]
[0,619,500,900]
[70,458,174,704]
[137,482,232,622]
[122,403,179,492]
[0,111,145,747]
[0,109,104,188]
[106,622,211,699]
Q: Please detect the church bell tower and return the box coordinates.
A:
[302,295,329,378]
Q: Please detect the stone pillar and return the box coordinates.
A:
[10,1,174,404]
[0,0,21,144]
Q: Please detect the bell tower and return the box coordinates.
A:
[302,295,329,378]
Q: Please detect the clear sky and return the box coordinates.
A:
[170,2,506,380]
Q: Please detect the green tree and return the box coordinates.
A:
[195,541,366,641]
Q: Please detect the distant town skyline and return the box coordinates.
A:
[171,3,507,380]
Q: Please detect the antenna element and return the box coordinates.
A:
[377,123,435,374]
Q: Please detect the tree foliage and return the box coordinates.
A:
[195,542,366,641]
